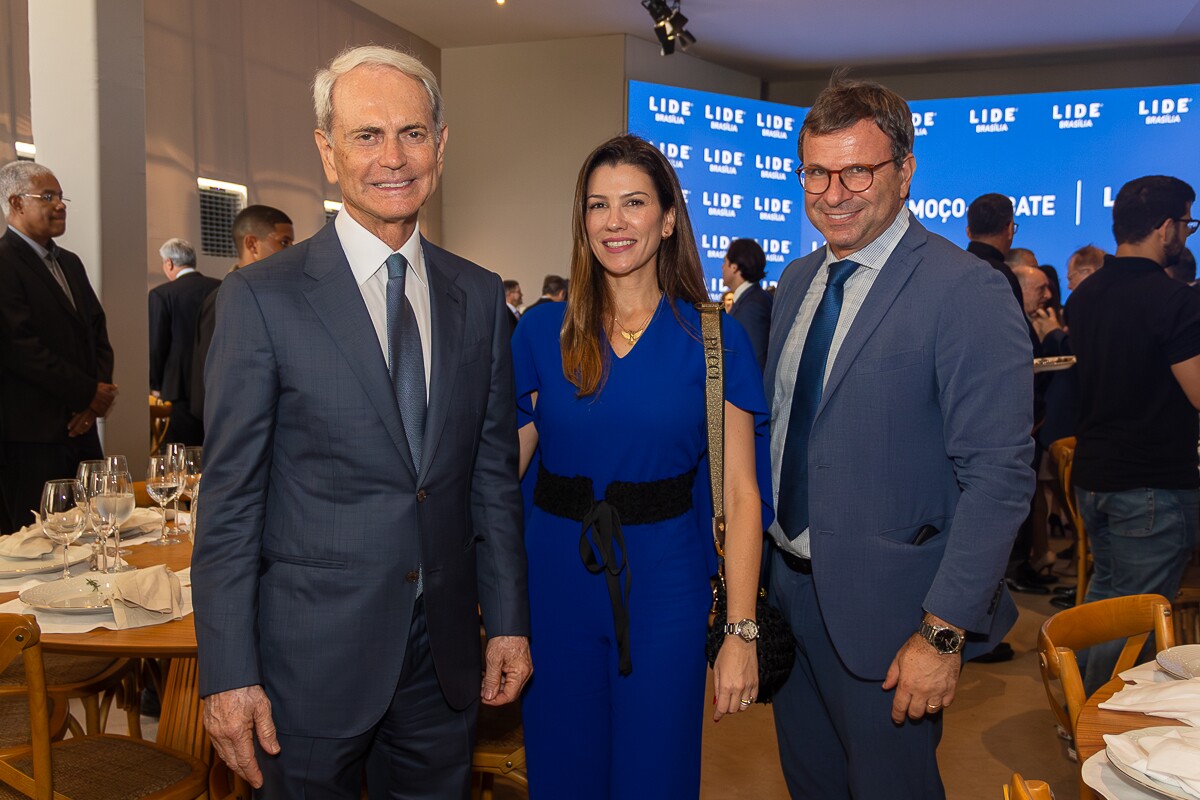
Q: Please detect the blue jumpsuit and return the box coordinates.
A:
[512,298,772,799]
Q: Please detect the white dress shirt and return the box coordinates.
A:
[769,208,911,558]
[334,211,432,401]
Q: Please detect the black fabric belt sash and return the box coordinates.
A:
[533,462,696,675]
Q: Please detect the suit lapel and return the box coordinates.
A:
[419,238,466,481]
[301,226,418,477]
[5,232,84,324]
[816,224,927,418]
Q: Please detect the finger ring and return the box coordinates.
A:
[739,699,752,706]
[926,703,941,711]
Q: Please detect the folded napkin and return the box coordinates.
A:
[0,526,54,559]
[1105,728,1200,798]
[110,565,184,629]
[120,507,164,532]
[1120,661,1177,685]
[1101,678,1200,727]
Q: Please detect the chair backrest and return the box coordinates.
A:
[0,614,52,800]
[1037,593,1174,736]
[150,395,172,455]
[1049,436,1090,602]
[1004,772,1054,800]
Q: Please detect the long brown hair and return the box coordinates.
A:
[561,134,707,397]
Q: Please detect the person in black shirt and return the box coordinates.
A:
[1067,175,1200,694]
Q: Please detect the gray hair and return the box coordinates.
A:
[313,45,444,144]
[0,160,54,217]
[159,237,197,267]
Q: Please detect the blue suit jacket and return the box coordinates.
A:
[729,281,772,371]
[765,218,1034,679]
[192,223,528,736]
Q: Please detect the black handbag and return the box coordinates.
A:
[696,302,795,703]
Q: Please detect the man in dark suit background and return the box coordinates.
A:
[0,161,116,533]
[193,45,530,798]
[765,80,1033,798]
[189,204,293,424]
[523,273,566,311]
[148,237,220,446]
[966,193,1024,313]
[722,237,772,370]
[503,278,522,331]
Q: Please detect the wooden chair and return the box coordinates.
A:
[0,655,141,738]
[1173,587,1200,645]
[0,614,207,800]
[1049,436,1091,603]
[150,396,172,455]
[1002,772,1054,800]
[471,701,527,800]
[1037,593,1174,800]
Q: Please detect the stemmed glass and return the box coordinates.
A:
[103,454,128,474]
[91,471,135,572]
[146,455,182,547]
[179,447,203,537]
[163,444,187,538]
[75,460,105,539]
[40,479,87,581]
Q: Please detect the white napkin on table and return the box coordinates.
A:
[110,565,184,629]
[1100,678,1200,726]
[119,507,163,532]
[1105,728,1200,798]
[1119,661,1177,685]
[0,526,53,559]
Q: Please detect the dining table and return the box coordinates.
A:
[0,538,210,764]
[1076,673,1188,763]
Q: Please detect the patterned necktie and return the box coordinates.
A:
[776,259,859,539]
[45,246,75,310]
[386,253,427,471]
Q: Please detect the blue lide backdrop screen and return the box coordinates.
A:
[627,79,1200,299]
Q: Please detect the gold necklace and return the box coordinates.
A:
[613,293,662,345]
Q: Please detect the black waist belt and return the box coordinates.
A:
[534,462,696,675]
[777,547,813,574]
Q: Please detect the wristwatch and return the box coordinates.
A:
[919,620,964,655]
[724,618,760,643]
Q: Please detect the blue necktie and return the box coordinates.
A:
[776,259,859,538]
[386,253,426,471]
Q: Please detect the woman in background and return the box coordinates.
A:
[511,134,772,798]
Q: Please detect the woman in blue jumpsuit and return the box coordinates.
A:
[512,135,773,798]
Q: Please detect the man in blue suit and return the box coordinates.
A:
[192,45,530,799]
[722,237,772,371]
[765,79,1034,798]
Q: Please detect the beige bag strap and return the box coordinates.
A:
[697,302,726,558]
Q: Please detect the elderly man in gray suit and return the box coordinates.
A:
[764,79,1034,798]
[192,45,530,799]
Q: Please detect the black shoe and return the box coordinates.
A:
[969,642,1014,663]
[1050,594,1075,610]
[140,685,161,719]
[1013,560,1057,587]
[1006,576,1051,595]
[1048,513,1066,539]
[1053,586,1076,598]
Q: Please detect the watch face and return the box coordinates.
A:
[932,628,962,653]
[739,619,760,642]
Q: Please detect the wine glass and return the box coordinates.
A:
[40,479,87,581]
[103,454,128,474]
[75,460,105,538]
[146,455,182,547]
[91,471,136,572]
[179,447,203,536]
[162,444,187,537]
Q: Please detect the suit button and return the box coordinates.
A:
[405,570,420,583]
[416,489,428,503]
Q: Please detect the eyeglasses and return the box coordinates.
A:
[19,192,70,205]
[1175,218,1199,236]
[794,159,898,195]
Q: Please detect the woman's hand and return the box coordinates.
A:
[712,635,758,721]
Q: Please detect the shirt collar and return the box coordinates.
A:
[334,211,428,290]
[10,226,51,260]
[174,267,196,278]
[731,281,753,302]
[821,207,910,272]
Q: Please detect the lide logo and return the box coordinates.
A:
[705,104,745,133]
[757,112,795,140]
[912,110,936,137]
[754,196,793,223]
[1052,102,1103,129]
[701,191,743,218]
[648,95,692,125]
[656,141,692,169]
[1138,97,1191,125]
[969,106,1017,133]
[756,154,794,181]
[703,147,744,175]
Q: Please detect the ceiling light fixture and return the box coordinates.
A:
[641,0,696,56]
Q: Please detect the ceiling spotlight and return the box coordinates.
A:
[641,0,696,56]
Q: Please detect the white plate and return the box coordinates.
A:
[0,546,91,578]
[20,573,117,614]
[1106,727,1200,800]
[1157,646,1200,680]
[1033,355,1077,373]
[1085,750,1177,800]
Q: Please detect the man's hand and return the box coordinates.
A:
[1029,308,1062,342]
[66,409,98,438]
[481,635,532,706]
[89,382,119,416]
[202,685,280,789]
[881,620,962,724]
